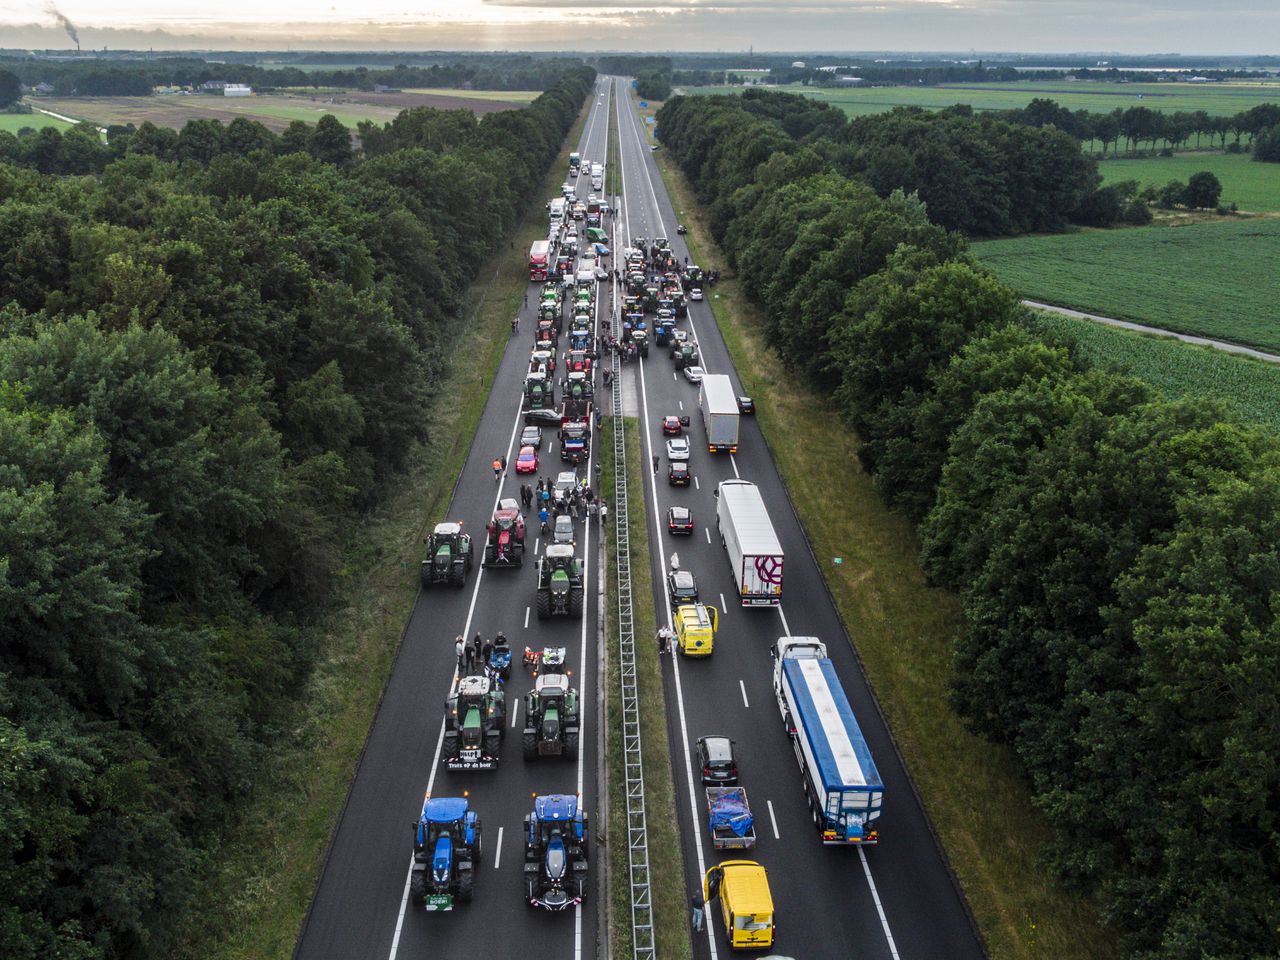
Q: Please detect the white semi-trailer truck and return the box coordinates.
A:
[715,479,783,606]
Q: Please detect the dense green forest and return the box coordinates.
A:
[0,53,585,95]
[658,89,1280,960]
[0,66,594,960]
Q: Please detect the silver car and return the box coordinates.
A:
[521,425,543,450]
[553,514,575,545]
[683,366,705,385]
[666,437,691,461]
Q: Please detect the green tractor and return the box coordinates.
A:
[522,651,580,760]
[421,522,473,588]
[443,674,506,770]
[671,340,699,370]
[535,544,585,620]
[524,373,555,411]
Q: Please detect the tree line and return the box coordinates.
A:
[657,89,1280,960]
[0,54,586,96]
[1001,97,1280,157]
[0,65,594,960]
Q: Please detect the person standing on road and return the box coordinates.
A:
[523,292,529,307]
[599,500,608,525]
[670,552,680,573]
[472,632,483,667]
[690,893,704,933]
[455,636,466,670]
[482,636,493,666]
[652,454,659,475]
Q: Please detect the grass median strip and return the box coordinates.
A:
[603,416,693,960]
[648,132,1113,960]
[171,99,593,960]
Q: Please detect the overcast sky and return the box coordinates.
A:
[2,0,1277,54]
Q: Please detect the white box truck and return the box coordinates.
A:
[590,161,603,190]
[715,480,783,606]
[699,373,739,453]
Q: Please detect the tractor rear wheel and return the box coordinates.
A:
[457,866,474,903]
[564,729,579,760]
[485,730,501,760]
[568,588,584,620]
[523,731,537,760]
[442,733,457,761]
[420,569,433,589]
[450,563,466,587]
[536,590,552,621]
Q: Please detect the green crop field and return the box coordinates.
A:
[1029,311,1280,432]
[1,112,73,132]
[402,88,541,103]
[1099,151,1280,212]
[972,218,1280,353]
[683,79,1280,119]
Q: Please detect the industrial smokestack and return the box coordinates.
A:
[46,4,80,51]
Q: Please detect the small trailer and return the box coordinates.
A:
[706,787,757,850]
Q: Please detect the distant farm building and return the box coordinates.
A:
[224,84,252,97]
[791,61,806,69]
[835,76,866,87]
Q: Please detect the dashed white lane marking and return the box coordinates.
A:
[739,680,749,708]
[767,800,780,840]
[494,827,504,869]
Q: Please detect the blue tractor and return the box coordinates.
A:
[411,796,483,911]
[523,794,589,910]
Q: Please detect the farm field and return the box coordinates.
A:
[401,87,541,103]
[1100,151,1280,212]
[1029,311,1280,432]
[972,217,1280,353]
[33,89,521,133]
[683,79,1280,118]
[0,112,72,132]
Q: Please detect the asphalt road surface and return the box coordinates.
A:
[607,77,988,960]
[294,78,615,960]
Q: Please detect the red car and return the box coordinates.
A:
[515,445,539,474]
[662,415,689,436]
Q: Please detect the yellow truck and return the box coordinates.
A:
[674,602,718,657]
[704,859,774,950]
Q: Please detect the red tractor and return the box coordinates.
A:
[484,498,526,567]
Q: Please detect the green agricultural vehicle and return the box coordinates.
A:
[535,544,585,620]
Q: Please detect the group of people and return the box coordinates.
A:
[454,631,509,682]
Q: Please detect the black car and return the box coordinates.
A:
[667,505,694,535]
[668,462,691,487]
[736,396,755,415]
[696,736,738,785]
[525,408,562,428]
[668,569,699,607]
[676,224,687,235]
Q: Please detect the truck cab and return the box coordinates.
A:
[704,860,774,951]
[674,602,718,657]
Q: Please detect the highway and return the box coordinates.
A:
[607,77,988,960]
[294,78,614,960]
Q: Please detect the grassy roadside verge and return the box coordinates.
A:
[171,99,593,960]
[643,96,1112,960]
[603,417,693,960]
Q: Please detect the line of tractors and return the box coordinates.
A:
[408,157,601,916]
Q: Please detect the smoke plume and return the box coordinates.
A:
[46,4,80,47]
